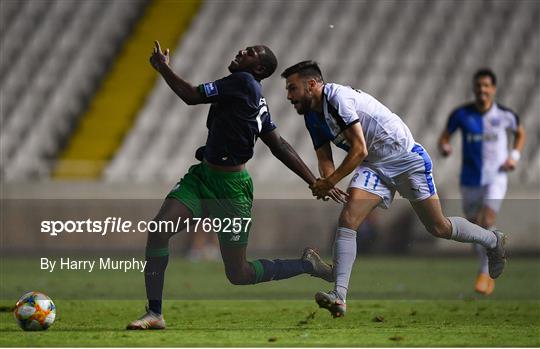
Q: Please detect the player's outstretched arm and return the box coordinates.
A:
[311,123,367,198]
[315,143,336,178]
[260,129,347,203]
[260,129,316,184]
[314,142,348,203]
[149,40,205,105]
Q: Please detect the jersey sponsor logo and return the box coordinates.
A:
[203,82,218,97]
[465,133,483,143]
[466,133,498,143]
[483,133,498,142]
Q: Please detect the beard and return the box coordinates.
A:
[292,93,313,115]
[291,100,308,114]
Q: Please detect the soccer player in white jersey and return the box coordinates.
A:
[438,69,525,295]
[281,61,507,318]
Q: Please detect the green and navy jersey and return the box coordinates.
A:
[198,72,276,166]
[446,103,519,186]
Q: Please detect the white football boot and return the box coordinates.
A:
[126,306,166,330]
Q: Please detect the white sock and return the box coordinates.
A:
[448,217,496,249]
[333,227,357,302]
[475,225,494,274]
[474,243,489,274]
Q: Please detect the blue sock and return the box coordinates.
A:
[249,259,313,283]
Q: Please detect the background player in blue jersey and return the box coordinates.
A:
[281,61,507,318]
[127,43,346,330]
[438,68,526,295]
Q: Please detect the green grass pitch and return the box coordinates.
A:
[1,256,539,346]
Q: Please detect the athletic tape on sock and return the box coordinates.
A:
[336,226,357,238]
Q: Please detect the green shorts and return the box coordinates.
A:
[167,162,253,245]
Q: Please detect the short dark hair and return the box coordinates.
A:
[281,60,324,82]
[473,68,497,86]
[258,45,277,80]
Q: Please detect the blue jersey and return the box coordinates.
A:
[198,72,276,166]
[446,103,519,186]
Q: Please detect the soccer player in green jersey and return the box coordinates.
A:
[127,43,346,329]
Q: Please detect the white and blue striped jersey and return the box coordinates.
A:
[446,103,519,186]
[304,83,416,168]
[304,83,436,204]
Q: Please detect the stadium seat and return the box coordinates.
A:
[1,0,147,180]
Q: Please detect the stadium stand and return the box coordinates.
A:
[105,0,539,189]
[1,0,148,180]
[1,0,538,190]
[53,0,200,179]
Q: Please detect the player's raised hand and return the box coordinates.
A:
[150,40,170,71]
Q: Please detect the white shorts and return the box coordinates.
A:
[349,144,437,209]
[460,173,507,218]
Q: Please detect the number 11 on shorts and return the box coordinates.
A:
[362,170,380,190]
